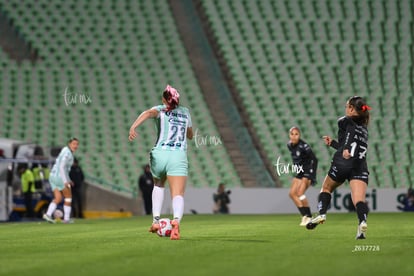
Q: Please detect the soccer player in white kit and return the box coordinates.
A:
[129,85,193,240]
[43,137,79,223]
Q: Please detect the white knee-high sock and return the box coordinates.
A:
[152,186,164,221]
[63,205,71,221]
[46,202,57,217]
[172,195,184,222]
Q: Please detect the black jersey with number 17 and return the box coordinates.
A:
[330,116,368,167]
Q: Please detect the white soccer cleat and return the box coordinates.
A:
[42,214,56,224]
[300,216,312,226]
[356,221,368,239]
[306,214,326,230]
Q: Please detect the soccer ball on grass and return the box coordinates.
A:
[53,209,63,220]
[157,218,172,237]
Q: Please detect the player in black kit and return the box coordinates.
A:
[306,96,371,239]
[287,127,318,226]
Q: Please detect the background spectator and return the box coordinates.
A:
[138,164,154,215]
[18,163,35,218]
[69,157,85,218]
[213,183,231,214]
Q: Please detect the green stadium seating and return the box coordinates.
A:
[0,0,242,194]
[200,0,413,188]
[2,0,412,189]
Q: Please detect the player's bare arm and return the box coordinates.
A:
[129,109,159,141]
[187,127,193,140]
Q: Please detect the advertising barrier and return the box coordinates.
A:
[160,187,411,215]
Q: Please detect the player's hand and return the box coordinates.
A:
[343,149,351,159]
[129,129,137,141]
[322,136,332,146]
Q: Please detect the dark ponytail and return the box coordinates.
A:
[347,96,371,126]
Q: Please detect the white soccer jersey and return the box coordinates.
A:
[50,146,74,183]
[152,105,192,151]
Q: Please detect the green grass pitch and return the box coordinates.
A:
[0,213,413,276]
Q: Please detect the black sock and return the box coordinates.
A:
[317,192,332,215]
[304,207,312,217]
[298,207,306,216]
[355,201,368,224]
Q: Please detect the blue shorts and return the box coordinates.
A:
[149,148,188,179]
[49,175,66,191]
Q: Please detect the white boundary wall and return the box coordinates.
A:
[161,187,410,215]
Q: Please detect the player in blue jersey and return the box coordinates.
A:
[287,126,318,226]
[129,85,193,240]
[43,137,79,223]
[306,96,371,239]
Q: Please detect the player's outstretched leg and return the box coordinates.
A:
[306,192,331,230]
[149,184,164,233]
[355,201,368,239]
